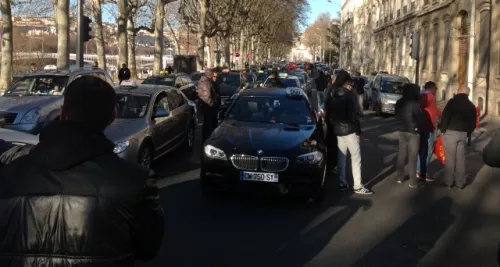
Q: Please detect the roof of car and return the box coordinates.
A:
[146,73,187,79]
[114,84,175,96]
[23,67,104,77]
[377,74,409,80]
[238,87,303,97]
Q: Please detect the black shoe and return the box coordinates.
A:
[339,184,349,192]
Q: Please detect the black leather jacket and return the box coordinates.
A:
[395,85,424,133]
[326,86,362,136]
[0,121,164,267]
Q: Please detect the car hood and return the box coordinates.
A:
[0,96,61,111]
[209,120,316,155]
[104,118,147,142]
[380,92,402,102]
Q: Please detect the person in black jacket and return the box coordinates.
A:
[0,76,164,266]
[440,85,476,189]
[395,83,425,187]
[118,63,131,84]
[0,140,33,167]
[315,70,328,91]
[326,69,373,195]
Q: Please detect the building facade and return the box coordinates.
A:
[341,0,500,116]
[288,33,313,62]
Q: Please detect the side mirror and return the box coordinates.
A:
[153,107,169,118]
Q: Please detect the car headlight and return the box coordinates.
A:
[204,144,227,160]
[114,140,130,154]
[20,108,41,124]
[296,151,323,164]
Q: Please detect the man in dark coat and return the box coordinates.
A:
[0,76,164,266]
[395,83,425,187]
[118,63,131,84]
[440,85,476,189]
[326,69,373,195]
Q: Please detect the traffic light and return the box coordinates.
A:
[83,16,93,42]
[409,31,419,60]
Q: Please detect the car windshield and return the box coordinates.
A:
[216,74,241,86]
[4,75,69,96]
[226,96,314,125]
[296,76,305,84]
[380,77,410,94]
[143,77,175,86]
[256,73,268,81]
[115,93,150,118]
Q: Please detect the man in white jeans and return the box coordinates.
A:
[326,69,373,195]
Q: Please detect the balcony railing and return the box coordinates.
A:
[397,9,400,17]
[403,5,408,13]
[410,1,416,9]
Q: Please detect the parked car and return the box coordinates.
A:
[142,73,197,101]
[107,83,196,169]
[0,67,115,134]
[367,74,410,116]
[216,72,257,108]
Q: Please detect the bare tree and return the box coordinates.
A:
[92,0,106,70]
[165,1,181,54]
[0,0,13,90]
[54,0,69,69]
[117,0,128,66]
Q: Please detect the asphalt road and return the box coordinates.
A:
[137,106,500,267]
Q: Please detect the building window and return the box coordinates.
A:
[422,26,429,71]
[478,10,490,76]
[443,20,451,73]
[432,23,439,72]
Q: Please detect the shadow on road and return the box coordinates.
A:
[137,178,372,267]
[350,198,455,267]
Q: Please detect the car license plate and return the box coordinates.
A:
[240,171,278,183]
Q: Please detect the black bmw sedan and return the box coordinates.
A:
[201,87,328,202]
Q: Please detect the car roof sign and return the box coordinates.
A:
[285,87,303,97]
[278,72,287,78]
[120,80,138,88]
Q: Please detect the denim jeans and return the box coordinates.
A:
[337,133,363,190]
[397,132,420,185]
[417,131,435,178]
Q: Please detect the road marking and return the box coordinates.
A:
[157,168,201,188]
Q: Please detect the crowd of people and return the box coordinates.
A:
[0,65,500,265]
[317,68,481,194]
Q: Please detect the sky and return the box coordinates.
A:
[306,0,341,26]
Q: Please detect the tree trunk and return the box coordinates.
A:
[0,0,12,91]
[92,0,106,70]
[153,0,165,74]
[238,31,244,69]
[127,17,137,79]
[205,36,210,68]
[55,0,69,69]
[255,39,260,64]
[196,0,207,71]
[165,19,180,55]
[117,0,128,67]
[223,35,230,67]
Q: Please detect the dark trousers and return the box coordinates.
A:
[443,130,467,187]
[397,132,420,184]
[201,103,218,144]
[325,123,337,172]
[417,131,436,178]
